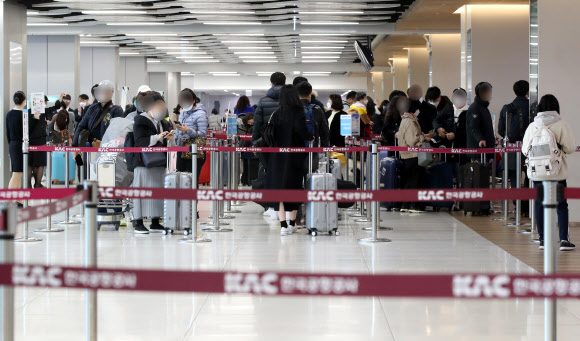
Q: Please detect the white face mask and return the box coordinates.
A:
[152,111,165,121]
[182,104,193,112]
[430,101,440,108]
[363,99,368,105]
[80,102,87,108]
[327,101,332,109]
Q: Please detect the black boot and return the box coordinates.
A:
[133,219,149,234]
[149,217,165,233]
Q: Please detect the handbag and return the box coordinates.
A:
[78,104,111,147]
[181,138,194,160]
[141,151,166,168]
[260,110,277,147]
[181,137,207,159]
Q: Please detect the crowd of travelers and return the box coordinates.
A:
[5,73,575,250]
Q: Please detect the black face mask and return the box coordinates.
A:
[63,101,71,107]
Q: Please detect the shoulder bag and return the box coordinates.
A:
[78,104,111,147]
[260,110,278,147]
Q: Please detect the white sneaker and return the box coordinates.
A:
[263,208,273,216]
[270,209,278,221]
[280,226,293,236]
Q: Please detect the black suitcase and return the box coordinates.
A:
[461,161,491,216]
[336,179,356,208]
[426,161,454,211]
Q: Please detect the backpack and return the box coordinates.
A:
[505,105,525,141]
[124,131,138,172]
[304,104,318,147]
[526,124,563,180]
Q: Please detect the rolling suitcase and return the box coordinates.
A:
[425,161,454,211]
[461,161,491,216]
[379,156,405,210]
[306,172,339,236]
[51,152,76,184]
[96,155,124,230]
[164,172,193,234]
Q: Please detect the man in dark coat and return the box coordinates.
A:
[252,72,286,143]
[72,80,123,147]
[292,76,326,110]
[466,82,495,158]
[408,84,437,134]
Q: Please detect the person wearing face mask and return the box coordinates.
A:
[59,94,76,133]
[381,95,405,155]
[466,82,495,158]
[175,88,208,177]
[407,84,437,135]
[425,86,442,111]
[132,92,175,234]
[72,80,123,147]
[350,92,374,137]
[326,94,347,148]
[395,96,433,213]
[125,85,152,121]
[75,94,90,123]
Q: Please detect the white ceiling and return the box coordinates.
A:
[24,0,417,65]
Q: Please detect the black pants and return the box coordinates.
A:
[402,157,424,208]
[509,169,529,213]
[534,180,569,242]
[176,153,205,182]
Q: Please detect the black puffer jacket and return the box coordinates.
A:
[498,96,530,142]
[410,100,437,134]
[252,85,282,142]
[466,97,495,150]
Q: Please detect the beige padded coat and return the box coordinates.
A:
[396,112,425,159]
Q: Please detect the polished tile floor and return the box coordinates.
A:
[12,201,580,340]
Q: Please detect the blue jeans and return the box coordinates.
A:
[533,180,569,242]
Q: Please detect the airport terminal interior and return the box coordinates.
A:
[2,0,580,340]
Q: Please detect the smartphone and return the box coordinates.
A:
[168,130,175,135]
[173,121,182,126]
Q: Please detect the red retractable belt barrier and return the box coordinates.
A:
[97,187,537,203]
[2,263,580,299]
[18,190,88,224]
[0,188,76,200]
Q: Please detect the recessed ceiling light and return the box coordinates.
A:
[204,22,262,25]
[156,47,199,50]
[302,56,340,59]
[233,51,275,55]
[166,52,207,55]
[210,72,238,74]
[27,23,69,26]
[213,74,240,77]
[221,41,269,44]
[224,90,229,92]
[301,22,359,25]
[192,11,255,14]
[303,72,332,74]
[299,73,330,76]
[82,10,147,15]
[80,41,111,44]
[301,51,342,54]
[299,11,364,15]
[255,72,275,74]
[147,60,161,63]
[107,22,164,26]
[228,46,272,50]
[301,46,345,49]
[27,10,39,15]
[243,60,278,63]
[143,41,191,44]
[293,71,301,75]
[120,52,139,55]
[237,56,277,59]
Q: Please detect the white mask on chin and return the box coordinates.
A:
[152,111,165,121]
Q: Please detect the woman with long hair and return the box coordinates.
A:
[326,94,346,147]
[234,95,254,116]
[382,95,405,148]
[266,84,312,235]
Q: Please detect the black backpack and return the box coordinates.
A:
[505,104,525,142]
[124,131,138,172]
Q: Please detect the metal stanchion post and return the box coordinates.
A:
[232,135,244,207]
[225,136,241,213]
[202,140,232,232]
[0,202,16,341]
[350,138,365,217]
[543,180,557,341]
[14,139,41,243]
[35,146,63,233]
[531,180,539,243]
[179,144,211,244]
[347,138,358,211]
[216,140,234,220]
[355,140,371,223]
[56,146,81,225]
[507,141,531,230]
[359,144,391,244]
[494,139,515,222]
[84,181,98,341]
[73,163,86,219]
[344,146,350,182]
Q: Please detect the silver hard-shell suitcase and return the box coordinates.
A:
[306,173,339,236]
[164,172,193,233]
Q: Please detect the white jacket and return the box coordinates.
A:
[522,111,576,181]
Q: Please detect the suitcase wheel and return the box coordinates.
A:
[311,230,318,237]
[114,223,120,231]
[334,230,340,236]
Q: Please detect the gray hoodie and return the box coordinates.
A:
[522,111,576,181]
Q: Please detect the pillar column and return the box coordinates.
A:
[27,35,80,103]
[407,47,430,92]
[458,4,529,115]
[0,1,27,187]
[119,56,147,104]
[371,72,383,100]
[537,0,580,220]
[148,72,181,111]
[382,71,393,100]
[392,58,408,92]
[366,73,373,98]
[429,34,461,96]
[80,46,120,103]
